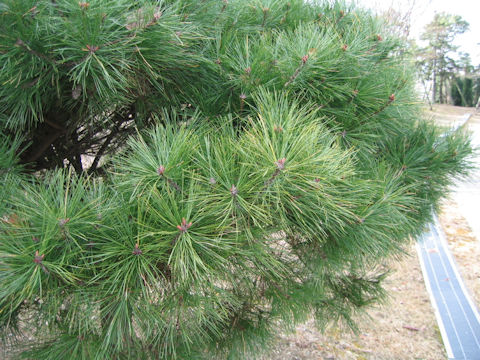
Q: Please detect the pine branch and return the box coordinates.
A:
[14,39,57,65]
[284,55,309,87]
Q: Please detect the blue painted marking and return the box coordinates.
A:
[417,218,480,360]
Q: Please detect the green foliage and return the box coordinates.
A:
[451,76,474,107]
[417,12,470,104]
[0,0,475,359]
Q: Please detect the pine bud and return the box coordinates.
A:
[230,185,238,196]
[209,177,216,185]
[32,236,40,243]
[245,67,251,74]
[341,130,347,138]
[132,244,142,255]
[215,58,221,65]
[239,94,247,100]
[78,2,89,9]
[302,55,309,64]
[389,94,395,102]
[34,250,45,264]
[314,178,320,183]
[176,218,192,232]
[157,165,165,176]
[274,125,283,133]
[59,218,70,227]
[342,44,348,51]
[275,158,286,170]
[86,45,99,53]
[376,34,383,41]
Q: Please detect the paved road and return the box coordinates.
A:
[452,113,480,242]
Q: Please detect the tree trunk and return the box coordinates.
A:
[432,56,437,104]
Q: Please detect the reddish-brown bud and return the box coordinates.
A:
[389,94,395,102]
[274,125,283,133]
[176,218,192,232]
[79,2,89,9]
[302,54,309,64]
[34,250,45,264]
[132,244,142,255]
[215,58,221,65]
[376,34,383,41]
[230,184,238,196]
[157,165,165,176]
[314,178,320,183]
[86,44,99,53]
[275,158,286,170]
[239,93,247,100]
[342,44,348,51]
[59,218,70,227]
[245,67,251,74]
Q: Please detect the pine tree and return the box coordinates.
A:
[0,1,475,359]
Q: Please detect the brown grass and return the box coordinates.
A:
[439,198,480,310]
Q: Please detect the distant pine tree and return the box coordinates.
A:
[0,1,474,359]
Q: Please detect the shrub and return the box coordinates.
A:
[0,0,474,359]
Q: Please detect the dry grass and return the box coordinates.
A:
[424,104,476,127]
[439,199,480,310]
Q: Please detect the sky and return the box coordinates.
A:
[356,0,480,64]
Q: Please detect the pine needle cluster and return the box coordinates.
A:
[0,0,475,359]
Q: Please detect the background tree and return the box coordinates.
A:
[450,52,477,107]
[419,12,469,104]
[0,1,475,359]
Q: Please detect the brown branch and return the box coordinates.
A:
[15,39,57,65]
[166,177,181,192]
[284,55,309,87]
[24,131,63,163]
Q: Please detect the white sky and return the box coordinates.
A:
[356,0,480,64]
